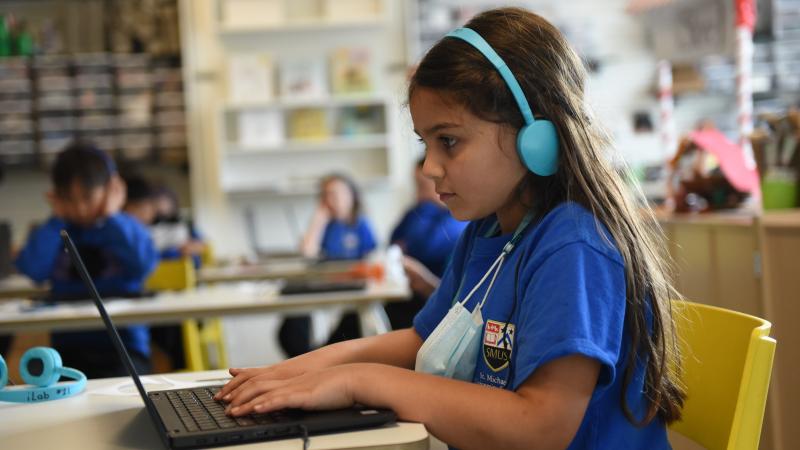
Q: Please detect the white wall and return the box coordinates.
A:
[0,170,50,246]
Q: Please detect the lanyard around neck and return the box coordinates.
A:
[457,211,535,310]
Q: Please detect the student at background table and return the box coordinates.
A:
[151,185,208,269]
[386,157,466,329]
[280,173,377,357]
[15,142,158,378]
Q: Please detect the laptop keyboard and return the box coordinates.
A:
[165,386,292,432]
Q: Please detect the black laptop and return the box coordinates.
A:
[60,230,396,449]
[279,278,367,296]
[0,222,11,279]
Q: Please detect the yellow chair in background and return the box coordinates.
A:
[146,258,228,372]
[670,301,776,450]
[200,242,215,268]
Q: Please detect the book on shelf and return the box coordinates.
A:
[227,53,275,104]
[322,0,383,22]
[238,110,284,149]
[288,108,329,141]
[279,59,327,99]
[330,47,373,95]
[222,0,285,28]
[337,105,384,136]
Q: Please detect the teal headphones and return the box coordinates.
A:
[0,347,87,403]
[445,28,559,176]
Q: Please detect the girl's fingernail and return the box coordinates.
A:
[254,404,264,412]
[231,407,239,414]
[223,394,231,400]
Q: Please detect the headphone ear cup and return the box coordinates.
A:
[517,120,559,176]
[20,347,62,387]
[0,354,7,388]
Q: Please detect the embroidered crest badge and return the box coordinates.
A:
[482,319,515,372]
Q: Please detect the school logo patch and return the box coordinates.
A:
[343,232,359,251]
[483,319,515,372]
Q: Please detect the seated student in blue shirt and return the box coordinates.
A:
[385,157,466,329]
[218,8,685,449]
[122,173,158,226]
[279,173,377,357]
[16,142,158,378]
[299,173,376,260]
[122,173,187,371]
[151,185,208,269]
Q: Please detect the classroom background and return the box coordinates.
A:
[0,1,798,449]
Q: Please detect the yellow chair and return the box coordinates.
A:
[146,258,228,372]
[200,242,215,268]
[670,301,776,450]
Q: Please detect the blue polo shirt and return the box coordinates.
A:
[413,202,670,449]
[320,217,377,260]
[16,213,158,357]
[390,200,466,277]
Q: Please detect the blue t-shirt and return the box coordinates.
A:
[413,202,670,449]
[390,200,466,277]
[16,213,158,357]
[320,217,377,260]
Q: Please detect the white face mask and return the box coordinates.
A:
[415,212,533,382]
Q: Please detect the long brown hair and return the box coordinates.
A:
[409,7,685,425]
[320,172,363,225]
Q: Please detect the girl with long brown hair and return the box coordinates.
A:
[217,7,685,449]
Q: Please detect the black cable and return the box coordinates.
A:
[299,424,310,450]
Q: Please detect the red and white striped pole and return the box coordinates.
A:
[735,0,757,171]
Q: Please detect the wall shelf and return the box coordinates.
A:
[218,16,388,36]
[224,93,389,111]
[225,133,388,155]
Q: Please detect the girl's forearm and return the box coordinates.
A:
[351,364,571,450]
[317,328,421,369]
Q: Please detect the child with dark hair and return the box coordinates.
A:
[385,157,466,329]
[151,185,207,269]
[15,141,158,378]
[122,173,158,226]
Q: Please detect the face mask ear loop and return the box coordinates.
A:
[476,254,505,311]
[457,252,505,307]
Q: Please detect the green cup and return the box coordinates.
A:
[762,175,798,210]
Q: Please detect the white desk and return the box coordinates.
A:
[0,281,408,336]
[0,274,47,300]
[0,370,429,450]
[198,260,359,284]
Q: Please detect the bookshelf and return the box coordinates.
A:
[179,0,411,256]
[217,17,388,36]
[213,0,395,196]
[225,133,388,155]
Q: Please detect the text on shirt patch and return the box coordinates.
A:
[483,319,515,372]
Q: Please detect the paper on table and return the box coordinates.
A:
[89,376,226,397]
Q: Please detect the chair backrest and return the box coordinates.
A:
[670,301,776,450]
[146,257,197,291]
[200,243,214,268]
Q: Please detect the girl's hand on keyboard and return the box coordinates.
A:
[215,337,364,402]
[223,364,361,416]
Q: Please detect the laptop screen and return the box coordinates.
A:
[59,230,165,428]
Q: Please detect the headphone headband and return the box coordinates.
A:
[0,348,87,403]
[445,27,535,125]
[443,27,559,177]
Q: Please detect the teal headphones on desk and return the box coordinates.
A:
[445,27,560,176]
[0,347,87,403]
